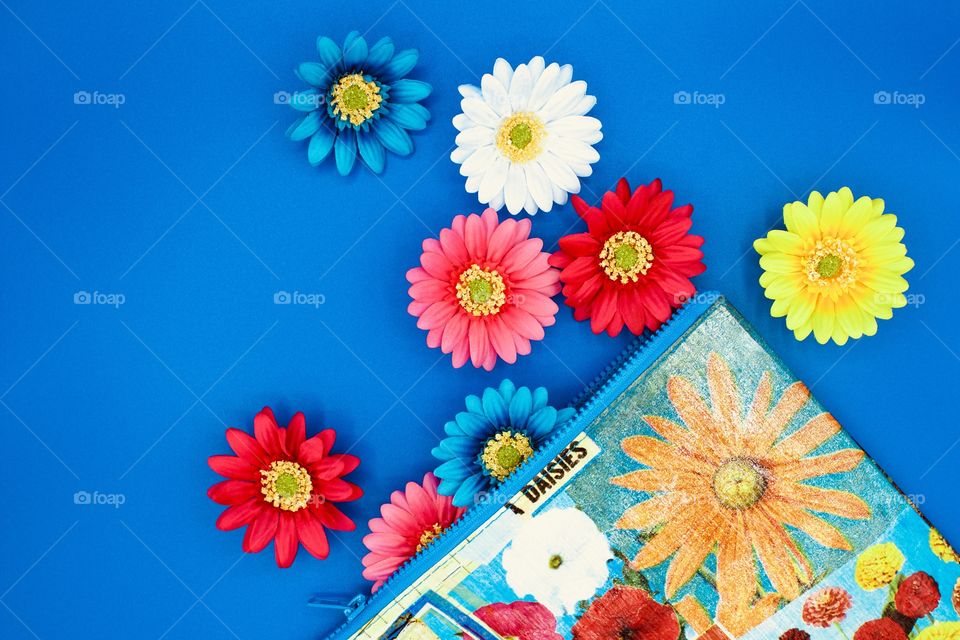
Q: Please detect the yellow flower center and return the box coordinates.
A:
[804,238,858,291]
[456,264,506,316]
[600,231,654,283]
[330,73,382,126]
[548,554,564,569]
[481,431,534,481]
[496,112,546,163]
[713,458,767,510]
[417,523,444,553]
[260,460,313,511]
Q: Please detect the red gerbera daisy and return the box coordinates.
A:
[207,407,362,568]
[571,586,680,640]
[549,178,705,336]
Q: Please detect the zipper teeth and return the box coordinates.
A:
[322,294,717,640]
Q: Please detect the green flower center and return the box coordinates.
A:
[713,458,767,510]
[260,460,313,512]
[469,278,493,304]
[341,84,369,111]
[496,444,522,470]
[481,431,534,481]
[549,554,563,569]
[614,243,640,271]
[804,237,858,291]
[274,472,299,498]
[600,231,654,283]
[816,254,843,279]
[330,73,382,126]
[456,264,506,316]
[509,122,533,150]
[495,112,545,163]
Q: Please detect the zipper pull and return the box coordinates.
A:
[308,593,368,620]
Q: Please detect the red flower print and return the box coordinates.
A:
[853,618,908,640]
[895,571,941,618]
[571,586,680,640]
[802,587,853,627]
[475,601,561,640]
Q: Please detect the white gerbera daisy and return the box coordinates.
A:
[451,56,602,215]
[501,507,612,614]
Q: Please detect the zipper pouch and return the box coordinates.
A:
[329,293,960,640]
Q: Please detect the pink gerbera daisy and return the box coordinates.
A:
[361,472,466,591]
[406,209,560,370]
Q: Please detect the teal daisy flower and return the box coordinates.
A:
[432,380,574,507]
[285,31,432,175]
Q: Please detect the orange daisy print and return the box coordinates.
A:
[611,352,870,635]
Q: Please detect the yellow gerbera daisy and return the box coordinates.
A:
[754,187,914,345]
[611,352,870,636]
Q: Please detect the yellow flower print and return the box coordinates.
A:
[930,528,960,563]
[855,542,905,590]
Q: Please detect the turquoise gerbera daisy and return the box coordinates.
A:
[285,31,432,175]
[432,380,574,507]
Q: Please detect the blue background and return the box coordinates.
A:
[2,1,958,638]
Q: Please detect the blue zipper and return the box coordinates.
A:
[320,292,721,640]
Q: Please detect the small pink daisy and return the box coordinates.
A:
[406,209,560,370]
[361,472,465,591]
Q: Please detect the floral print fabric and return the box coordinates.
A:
[345,300,959,640]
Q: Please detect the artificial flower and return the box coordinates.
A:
[474,601,561,640]
[780,630,811,640]
[931,529,960,563]
[571,586,680,640]
[207,407,361,568]
[611,353,870,635]
[855,543,905,591]
[896,571,941,618]
[286,31,431,175]
[432,379,574,507]
[801,587,853,627]
[853,618,908,640]
[753,187,914,345]
[451,56,601,215]
[406,209,560,370]
[916,622,960,640]
[549,178,705,336]
[361,472,465,592]
[501,507,612,615]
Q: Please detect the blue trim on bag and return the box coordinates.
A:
[320,291,723,640]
